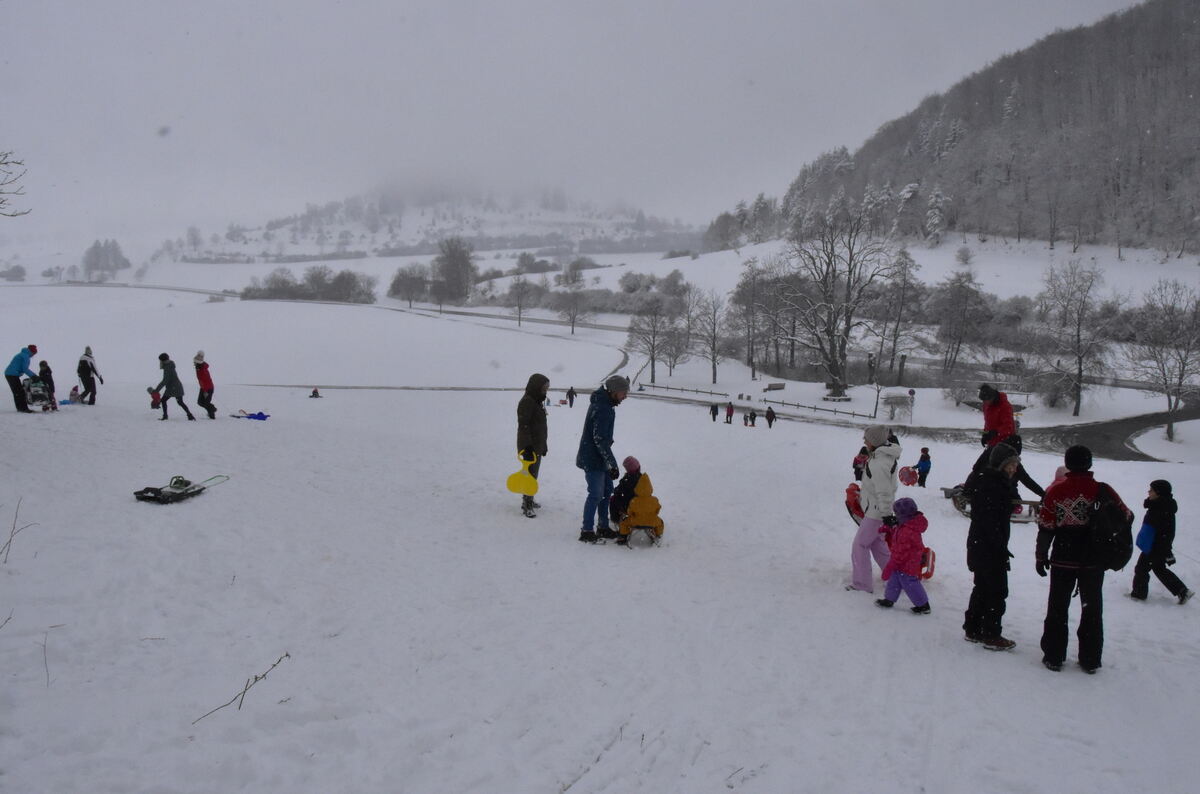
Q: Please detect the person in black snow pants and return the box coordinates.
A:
[154,353,195,421]
[37,360,58,411]
[566,386,577,408]
[710,403,719,422]
[766,406,776,428]
[1130,479,1193,605]
[193,351,217,419]
[516,373,550,517]
[77,346,103,405]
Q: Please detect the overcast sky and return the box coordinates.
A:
[2,0,1137,257]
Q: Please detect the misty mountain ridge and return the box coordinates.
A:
[153,185,701,266]
[708,0,1200,258]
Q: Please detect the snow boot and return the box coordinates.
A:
[596,526,619,540]
[1042,658,1063,672]
[981,636,1016,652]
[910,604,931,615]
[1078,662,1099,675]
[1180,590,1194,605]
[578,529,599,544]
[874,599,894,608]
[521,495,536,518]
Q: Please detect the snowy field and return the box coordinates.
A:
[2,286,1198,793]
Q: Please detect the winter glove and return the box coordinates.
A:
[881,563,893,581]
[881,515,898,528]
[608,467,620,481]
[520,447,535,462]
[98,376,104,384]
[981,430,996,447]
[1036,559,1048,577]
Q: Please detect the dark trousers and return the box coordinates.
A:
[1040,566,1104,669]
[1131,553,1186,599]
[963,560,1009,639]
[520,456,541,508]
[917,471,929,487]
[162,394,195,419]
[6,374,29,411]
[80,374,97,404]
[197,388,216,418]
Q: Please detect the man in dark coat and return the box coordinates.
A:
[154,353,196,420]
[1036,445,1132,673]
[575,375,628,543]
[77,346,103,405]
[566,386,576,408]
[710,403,719,422]
[516,373,549,517]
[1130,479,1192,604]
[963,442,1021,651]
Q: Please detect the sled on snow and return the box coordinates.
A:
[134,474,230,504]
[230,410,270,420]
[505,452,539,496]
[941,485,1042,524]
[845,482,935,580]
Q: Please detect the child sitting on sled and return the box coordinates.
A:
[875,497,931,614]
[609,456,664,546]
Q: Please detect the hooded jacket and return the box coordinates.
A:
[860,441,901,519]
[195,361,214,392]
[982,391,1016,446]
[882,513,928,579]
[618,473,664,537]
[576,387,618,471]
[516,373,549,456]
[1141,496,1177,560]
[967,467,1015,571]
[5,348,36,378]
[154,359,185,398]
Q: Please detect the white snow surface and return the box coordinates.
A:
[3,286,1199,793]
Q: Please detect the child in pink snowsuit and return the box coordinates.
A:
[876,497,931,613]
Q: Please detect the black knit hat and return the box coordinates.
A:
[1064,445,1093,472]
[979,383,998,401]
[158,352,170,361]
[1150,479,1173,497]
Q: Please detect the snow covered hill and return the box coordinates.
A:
[2,286,1198,792]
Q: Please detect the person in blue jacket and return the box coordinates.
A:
[575,375,629,543]
[915,447,932,487]
[5,344,38,412]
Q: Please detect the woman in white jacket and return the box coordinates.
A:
[848,425,900,593]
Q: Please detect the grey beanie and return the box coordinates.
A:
[863,425,889,448]
[605,374,630,393]
[989,442,1020,470]
[194,350,205,363]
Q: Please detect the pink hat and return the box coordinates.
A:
[622,456,640,473]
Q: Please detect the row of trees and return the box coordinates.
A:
[241,265,377,303]
[82,239,132,279]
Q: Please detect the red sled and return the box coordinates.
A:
[147,388,161,410]
[919,547,936,580]
[845,482,865,524]
[898,466,918,486]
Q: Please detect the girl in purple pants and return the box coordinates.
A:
[876,497,931,614]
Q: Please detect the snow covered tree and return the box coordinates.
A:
[925,186,947,246]
[1124,280,1200,440]
[1037,260,1119,416]
[626,296,672,384]
[388,264,428,307]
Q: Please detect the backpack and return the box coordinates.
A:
[77,358,90,378]
[1087,483,1134,571]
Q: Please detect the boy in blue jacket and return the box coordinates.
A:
[5,344,38,412]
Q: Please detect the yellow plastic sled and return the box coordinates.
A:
[506,453,539,496]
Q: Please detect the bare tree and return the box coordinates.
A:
[1124,280,1200,440]
[626,296,672,384]
[926,270,990,375]
[1038,260,1119,416]
[696,290,728,385]
[760,196,893,396]
[1,151,30,217]
[552,282,592,334]
[660,315,691,376]
[388,263,428,307]
[507,274,536,327]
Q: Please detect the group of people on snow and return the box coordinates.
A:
[6,344,218,421]
[709,401,776,428]
[847,381,1192,674]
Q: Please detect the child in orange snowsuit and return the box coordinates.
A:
[609,456,665,545]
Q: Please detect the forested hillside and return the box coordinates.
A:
[709,0,1200,256]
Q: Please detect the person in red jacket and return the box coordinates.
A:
[875,497,931,614]
[1035,445,1132,673]
[193,351,217,419]
[967,383,1044,500]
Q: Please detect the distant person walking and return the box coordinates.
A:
[516,372,550,518]
[765,406,776,428]
[725,402,734,424]
[915,447,932,487]
[77,346,103,405]
[193,351,217,419]
[153,353,195,421]
[566,386,577,408]
[5,344,38,413]
[710,403,719,422]
[749,409,757,427]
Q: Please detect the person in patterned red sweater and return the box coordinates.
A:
[1035,445,1132,674]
